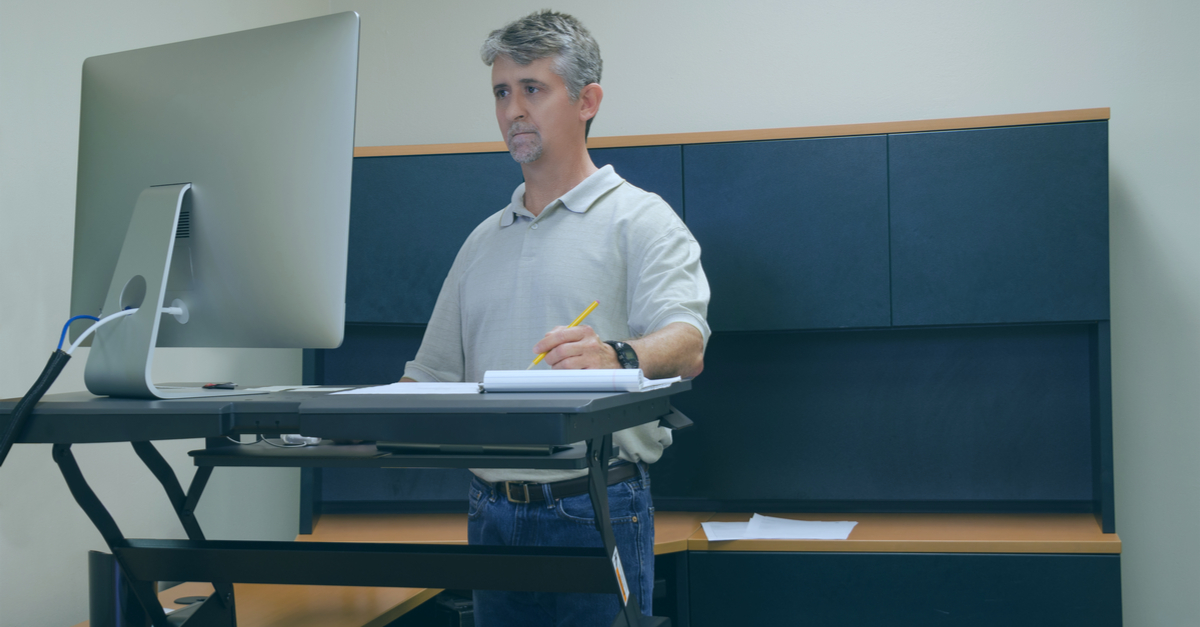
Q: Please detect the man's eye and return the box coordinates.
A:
[495,89,509,99]
[525,86,538,94]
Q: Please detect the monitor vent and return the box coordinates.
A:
[175,210,191,239]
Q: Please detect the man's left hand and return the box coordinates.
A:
[533,325,620,369]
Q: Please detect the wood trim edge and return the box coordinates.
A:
[354,108,1110,157]
[686,537,1123,554]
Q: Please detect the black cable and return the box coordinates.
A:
[0,350,71,468]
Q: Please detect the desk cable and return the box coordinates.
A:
[224,435,309,448]
[0,307,180,468]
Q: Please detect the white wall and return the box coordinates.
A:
[2,1,1197,625]
[335,0,1200,624]
[0,2,331,626]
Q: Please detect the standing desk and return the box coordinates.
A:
[1,382,690,627]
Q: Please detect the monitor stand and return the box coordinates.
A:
[84,183,264,400]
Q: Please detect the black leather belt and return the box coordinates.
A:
[495,463,640,504]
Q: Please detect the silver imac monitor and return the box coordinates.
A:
[69,12,359,399]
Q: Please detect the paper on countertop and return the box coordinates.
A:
[702,515,858,541]
[332,382,483,395]
[745,514,857,540]
[699,521,753,541]
[243,385,354,393]
[482,369,680,393]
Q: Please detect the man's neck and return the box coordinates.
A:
[521,148,598,217]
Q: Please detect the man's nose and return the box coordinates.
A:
[503,96,526,121]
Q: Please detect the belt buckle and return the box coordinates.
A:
[505,481,532,504]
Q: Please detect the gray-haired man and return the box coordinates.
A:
[403,10,710,626]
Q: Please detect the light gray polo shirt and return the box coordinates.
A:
[404,164,711,483]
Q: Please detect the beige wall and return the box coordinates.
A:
[2,1,1197,625]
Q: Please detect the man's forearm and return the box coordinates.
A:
[626,321,705,380]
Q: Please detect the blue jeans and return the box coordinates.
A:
[467,466,655,627]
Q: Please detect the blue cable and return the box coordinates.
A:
[58,315,100,351]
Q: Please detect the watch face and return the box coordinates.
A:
[614,342,639,369]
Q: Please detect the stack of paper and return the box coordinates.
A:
[329,370,681,395]
[333,382,482,395]
[701,514,858,541]
[481,369,680,392]
[245,385,355,393]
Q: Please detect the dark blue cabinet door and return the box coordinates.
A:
[889,122,1109,326]
[684,136,890,331]
[689,552,1122,627]
[590,145,684,216]
[345,152,523,324]
[657,325,1095,507]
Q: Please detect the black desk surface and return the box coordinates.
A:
[0,381,689,445]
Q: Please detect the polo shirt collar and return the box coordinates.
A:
[498,164,624,227]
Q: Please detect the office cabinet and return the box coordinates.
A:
[591,145,684,217]
[889,122,1109,326]
[688,552,1121,627]
[684,136,891,331]
[345,152,522,324]
[309,108,1118,625]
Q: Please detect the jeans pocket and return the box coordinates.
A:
[554,481,636,525]
[467,484,486,521]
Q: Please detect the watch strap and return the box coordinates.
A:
[604,340,639,369]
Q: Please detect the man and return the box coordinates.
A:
[402,10,710,626]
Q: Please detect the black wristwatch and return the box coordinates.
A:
[604,340,639,369]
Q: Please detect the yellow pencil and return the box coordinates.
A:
[528,300,600,369]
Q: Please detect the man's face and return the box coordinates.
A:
[492,55,584,165]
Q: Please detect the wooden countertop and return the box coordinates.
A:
[653,511,713,555]
[688,512,1121,554]
[72,580,435,627]
[298,512,468,544]
[297,510,709,555]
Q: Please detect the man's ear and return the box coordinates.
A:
[578,82,603,122]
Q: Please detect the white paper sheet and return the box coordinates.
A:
[332,382,482,395]
[482,369,680,393]
[700,521,752,541]
[744,514,858,540]
[243,385,354,393]
[702,515,859,541]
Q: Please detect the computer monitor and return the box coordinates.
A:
[69,12,360,399]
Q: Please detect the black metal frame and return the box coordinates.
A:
[53,441,234,627]
[25,389,690,627]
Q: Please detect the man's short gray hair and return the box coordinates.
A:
[481,10,603,104]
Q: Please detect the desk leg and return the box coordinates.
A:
[131,440,237,621]
[585,435,656,627]
[52,443,173,627]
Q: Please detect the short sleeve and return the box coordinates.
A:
[627,223,712,346]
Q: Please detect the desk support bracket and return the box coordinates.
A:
[53,443,174,627]
[585,434,665,627]
[132,440,236,616]
[52,441,236,627]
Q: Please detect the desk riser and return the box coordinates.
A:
[191,441,592,470]
[299,398,673,445]
[115,539,621,594]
